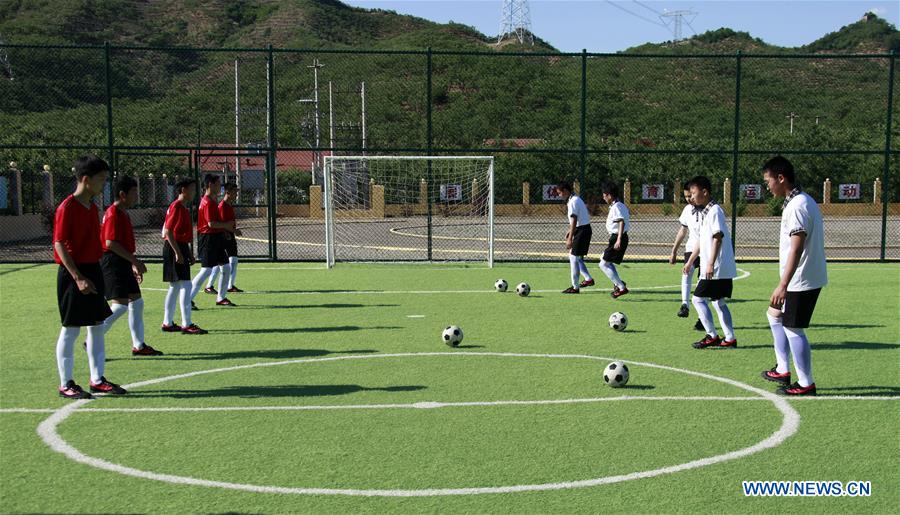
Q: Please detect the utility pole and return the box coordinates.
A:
[297,59,324,184]
[786,112,800,134]
[660,9,698,42]
[498,0,534,45]
[234,59,241,200]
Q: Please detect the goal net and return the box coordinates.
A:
[324,156,494,267]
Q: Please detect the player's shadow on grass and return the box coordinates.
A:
[734,323,885,330]
[213,325,402,335]
[0,263,44,275]
[132,384,427,399]
[738,341,898,351]
[237,303,399,310]
[128,348,380,362]
[816,385,900,397]
[624,298,752,304]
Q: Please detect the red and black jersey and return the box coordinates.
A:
[219,199,235,226]
[101,204,136,254]
[197,195,223,234]
[53,195,103,264]
[164,199,192,243]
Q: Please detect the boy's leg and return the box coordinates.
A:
[691,295,717,337]
[179,280,193,327]
[766,307,791,375]
[228,256,238,290]
[56,326,80,387]
[576,257,593,281]
[681,264,694,305]
[216,263,231,302]
[599,259,624,289]
[85,325,106,384]
[128,297,145,349]
[163,282,179,325]
[568,255,580,289]
[102,301,129,334]
[711,298,735,341]
[785,326,814,387]
[206,266,219,288]
[190,268,214,300]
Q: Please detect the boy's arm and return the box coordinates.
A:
[682,241,700,276]
[163,228,185,264]
[706,234,723,279]
[670,226,688,264]
[54,242,96,294]
[106,240,147,277]
[614,220,624,249]
[565,217,576,249]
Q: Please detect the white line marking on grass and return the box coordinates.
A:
[138,268,751,297]
[37,351,798,497]
[406,315,425,318]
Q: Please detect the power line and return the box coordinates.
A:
[632,0,663,16]
[604,0,668,28]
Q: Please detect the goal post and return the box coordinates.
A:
[324,155,494,267]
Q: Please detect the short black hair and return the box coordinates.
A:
[682,181,692,191]
[114,175,138,198]
[556,181,573,194]
[203,173,221,189]
[687,175,712,194]
[223,181,238,192]
[174,177,196,192]
[601,181,619,199]
[762,156,795,184]
[73,155,109,179]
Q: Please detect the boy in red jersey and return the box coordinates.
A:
[161,178,207,335]
[190,174,236,307]
[99,175,162,356]
[54,156,127,399]
[204,182,244,294]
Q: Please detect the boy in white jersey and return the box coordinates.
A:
[599,181,630,298]
[760,156,827,396]
[557,181,594,294]
[669,182,703,327]
[683,176,738,349]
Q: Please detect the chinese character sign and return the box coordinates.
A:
[838,183,860,200]
[642,183,664,200]
[440,184,462,201]
[543,184,563,201]
[740,184,762,201]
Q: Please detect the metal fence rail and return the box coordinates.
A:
[1,43,896,262]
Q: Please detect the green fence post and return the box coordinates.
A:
[580,49,587,188]
[881,51,895,261]
[104,42,115,177]
[731,51,742,251]
[426,47,433,261]
[267,44,278,261]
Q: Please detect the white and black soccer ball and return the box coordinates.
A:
[442,325,464,347]
[516,282,531,297]
[608,311,628,331]
[603,361,630,387]
[495,279,508,292]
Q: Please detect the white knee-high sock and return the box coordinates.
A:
[568,255,580,289]
[206,266,220,288]
[599,260,624,289]
[767,314,790,374]
[191,267,213,300]
[56,327,80,387]
[85,325,105,383]
[128,298,145,349]
[784,326,814,387]
[576,257,592,281]
[179,280,193,327]
[711,299,735,340]
[102,302,128,335]
[217,264,231,301]
[228,256,238,289]
[692,295,717,336]
[164,283,179,325]
[681,265,694,304]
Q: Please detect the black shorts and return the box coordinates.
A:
[782,288,822,329]
[694,278,733,300]
[57,264,113,327]
[602,232,628,264]
[198,233,228,268]
[101,252,141,300]
[684,252,701,278]
[162,242,192,283]
[223,233,238,258]
[570,224,592,257]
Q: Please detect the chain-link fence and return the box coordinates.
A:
[1,44,897,262]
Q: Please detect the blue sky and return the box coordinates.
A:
[342,0,899,52]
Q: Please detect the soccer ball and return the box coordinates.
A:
[516,282,531,297]
[442,325,464,347]
[495,279,508,292]
[603,361,630,387]
[608,312,628,331]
